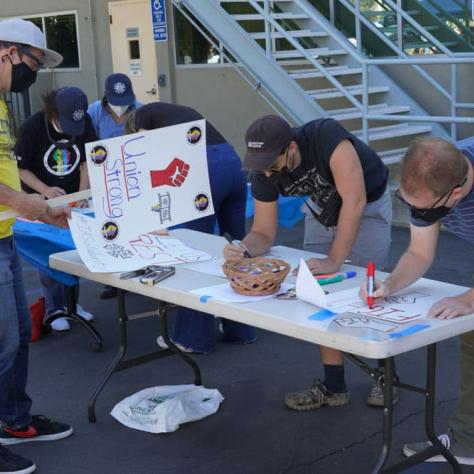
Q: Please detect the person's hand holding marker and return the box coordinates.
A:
[359,262,391,306]
[222,232,251,259]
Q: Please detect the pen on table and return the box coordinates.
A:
[367,261,375,309]
[317,271,357,286]
[222,232,251,258]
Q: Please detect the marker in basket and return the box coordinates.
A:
[223,232,251,258]
[367,261,375,309]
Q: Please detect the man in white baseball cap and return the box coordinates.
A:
[0,18,73,474]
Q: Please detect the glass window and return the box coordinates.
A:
[129,40,140,60]
[44,14,79,68]
[174,9,221,65]
[24,12,80,69]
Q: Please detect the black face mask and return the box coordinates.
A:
[1,55,38,93]
[410,205,454,224]
[10,61,37,93]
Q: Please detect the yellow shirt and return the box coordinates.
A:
[0,98,20,238]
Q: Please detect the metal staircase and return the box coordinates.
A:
[171,0,473,166]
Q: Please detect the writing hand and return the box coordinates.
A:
[223,242,250,259]
[358,279,388,303]
[43,186,66,199]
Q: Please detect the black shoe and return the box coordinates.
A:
[99,285,117,299]
[0,445,35,473]
[0,416,73,446]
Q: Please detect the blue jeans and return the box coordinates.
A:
[171,143,256,353]
[38,270,79,317]
[0,237,32,429]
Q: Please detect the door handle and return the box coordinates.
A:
[146,86,157,95]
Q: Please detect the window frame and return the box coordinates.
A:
[15,10,82,72]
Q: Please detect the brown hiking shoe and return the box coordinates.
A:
[285,380,350,411]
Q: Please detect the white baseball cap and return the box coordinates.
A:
[0,18,63,68]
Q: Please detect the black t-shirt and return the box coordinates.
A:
[15,111,97,194]
[135,102,226,145]
[251,118,388,203]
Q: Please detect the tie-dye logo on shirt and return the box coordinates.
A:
[44,140,81,176]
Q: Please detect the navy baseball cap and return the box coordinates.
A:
[55,87,88,136]
[105,73,135,106]
[243,115,293,171]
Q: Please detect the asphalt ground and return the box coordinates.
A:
[10,222,474,474]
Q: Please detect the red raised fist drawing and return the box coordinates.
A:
[150,158,190,188]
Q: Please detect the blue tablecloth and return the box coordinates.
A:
[12,186,305,283]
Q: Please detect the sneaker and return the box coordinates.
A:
[43,310,70,332]
[0,445,35,473]
[367,374,400,407]
[0,416,73,446]
[99,285,117,299]
[403,432,474,466]
[285,380,350,411]
[156,335,198,353]
[75,304,94,322]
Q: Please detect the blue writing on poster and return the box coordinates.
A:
[151,0,167,42]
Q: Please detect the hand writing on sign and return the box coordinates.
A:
[150,158,190,188]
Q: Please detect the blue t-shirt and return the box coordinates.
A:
[410,138,474,244]
[87,100,142,139]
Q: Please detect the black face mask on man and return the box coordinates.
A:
[1,55,37,93]
[410,205,454,224]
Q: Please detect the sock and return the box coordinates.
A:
[323,364,346,393]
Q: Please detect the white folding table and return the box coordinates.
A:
[50,229,474,473]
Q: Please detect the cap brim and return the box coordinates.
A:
[42,48,63,68]
[107,93,135,106]
[242,150,280,172]
[58,117,85,137]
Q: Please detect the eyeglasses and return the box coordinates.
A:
[395,176,467,217]
[18,46,44,71]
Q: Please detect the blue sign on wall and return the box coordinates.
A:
[151,0,167,42]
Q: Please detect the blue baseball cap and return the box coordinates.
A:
[105,73,135,106]
[55,87,88,136]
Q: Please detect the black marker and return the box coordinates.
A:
[223,232,251,258]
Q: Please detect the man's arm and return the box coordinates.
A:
[223,199,278,258]
[0,184,70,227]
[382,222,439,295]
[306,140,366,274]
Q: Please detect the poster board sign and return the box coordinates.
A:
[85,119,214,242]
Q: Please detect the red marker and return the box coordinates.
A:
[367,261,375,309]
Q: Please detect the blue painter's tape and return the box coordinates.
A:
[389,324,430,339]
[199,295,212,303]
[308,309,337,321]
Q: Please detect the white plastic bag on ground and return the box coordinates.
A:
[110,384,224,433]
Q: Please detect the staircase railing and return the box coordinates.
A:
[172,0,474,142]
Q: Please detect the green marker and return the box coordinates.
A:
[317,271,357,286]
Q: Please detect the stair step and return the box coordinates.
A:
[231,13,309,21]
[363,10,420,17]
[329,104,410,121]
[381,25,439,33]
[307,85,389,100]
[404,41,458,49]
[273,48,347,59]
[353,123,432,141]
[289,66,362,79]
[377,147,408,165]
[250,30,328,40]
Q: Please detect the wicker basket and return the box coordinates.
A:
[222,257,290,296]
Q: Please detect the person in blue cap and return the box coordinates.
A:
[0,18,73,474]
[88,72,142,299]
[15,86,97,331]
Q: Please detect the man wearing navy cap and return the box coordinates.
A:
[0,18,73,474]
[16,87,97,333]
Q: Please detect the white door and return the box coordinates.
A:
[108,0,159,103]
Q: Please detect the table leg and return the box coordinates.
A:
[372,357,394,473]
[377,344,462,473]
[157,304,202,386]
[88,289,128,423]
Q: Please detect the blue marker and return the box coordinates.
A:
[317,271,357,286]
